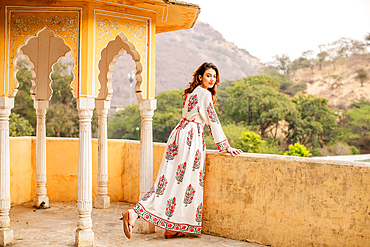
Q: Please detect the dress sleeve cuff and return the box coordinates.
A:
[216,140,230,151]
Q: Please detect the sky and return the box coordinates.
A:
[191,0,370,63]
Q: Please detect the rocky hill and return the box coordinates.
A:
[292,54,370,109]
[111,21,261,107]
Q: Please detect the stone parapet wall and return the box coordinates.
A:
[203,151,370,246]
[9,137,370,246]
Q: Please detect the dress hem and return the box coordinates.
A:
[134,203,202,235]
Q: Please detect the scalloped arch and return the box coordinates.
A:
[16,26,73,101]
[96,32,143,101]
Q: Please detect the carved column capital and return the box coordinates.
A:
[139,99,157,118]
[0,97,14,121]
[0,97,14,110]
[95,99,110,115]
[34,100,48,110]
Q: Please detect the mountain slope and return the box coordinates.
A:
[111,21,261,107]
[292,54,370,109]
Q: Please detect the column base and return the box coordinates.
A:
[0,228,13,247]
[94,195,110,209]
[134,218,155,234]
[75,229,94,247]
[34,196,49,208]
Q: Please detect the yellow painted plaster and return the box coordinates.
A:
[94,9,150,99]
[9,137,35,205]
[0,5,5,96]
[4,7,80,98]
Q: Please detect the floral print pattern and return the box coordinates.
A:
[187,94,199,112]
[206,103,219,124]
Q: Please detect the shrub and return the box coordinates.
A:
[350,145,360,155]
[284,143,311,157]
[204,123,256,150]
[235,131,265,153]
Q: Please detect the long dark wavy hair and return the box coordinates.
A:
[183,62,220,104]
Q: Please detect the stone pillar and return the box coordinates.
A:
[0,97,14,247]
[75,98,94,247]
[94,100,110,209]
[136,99,156,234]
[33,100,49,208]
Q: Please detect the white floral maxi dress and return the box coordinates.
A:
[133,86,230,234]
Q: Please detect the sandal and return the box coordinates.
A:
[122,210,134,239]
[164,232,185,239]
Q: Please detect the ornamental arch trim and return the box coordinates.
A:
[5,7,81,98]
[17,26,73,101]
[96,32,144,101]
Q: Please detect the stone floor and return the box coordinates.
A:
[10,201,264,247]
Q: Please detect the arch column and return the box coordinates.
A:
[33,100,49,208]
[94,99,110,209]
[0,97,14,247]
[136,99,156,234]
[76,98,94,247]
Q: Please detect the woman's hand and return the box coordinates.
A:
[225,147,243,156]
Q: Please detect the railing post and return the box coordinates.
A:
[33,100,49,208]
[75,98,94,247]
[0,97,14,247]
[94,99,110,209]
[136,99,156,234]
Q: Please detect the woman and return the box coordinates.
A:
[122,62,242,239]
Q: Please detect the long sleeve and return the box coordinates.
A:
[199,91,230,151]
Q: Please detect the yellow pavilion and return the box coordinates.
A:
[0,1,199,246]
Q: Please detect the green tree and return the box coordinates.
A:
[333,37,351,58]
[108,104,141,140]
[355,68,368,87]
[274,54,291,74]
[350,39,366,55]
[107,90,183,142]
[337,101,370,153]
[14,58,97,137]
[285,94,337,149]
[14,58,36,127]
[46,60,80,137]
[259,64,306,97]
[365,33,370,46]
[9,113,34,137]
[279,80,307,97]
[223,75,295,137]
[153,90,183,142]
[301,50,315,73]
[316,51,328,70]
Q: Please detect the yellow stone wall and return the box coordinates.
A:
[9,138,370,246]
[10,137,35,205]
[202,152,370,247]
[9,137,161,205]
